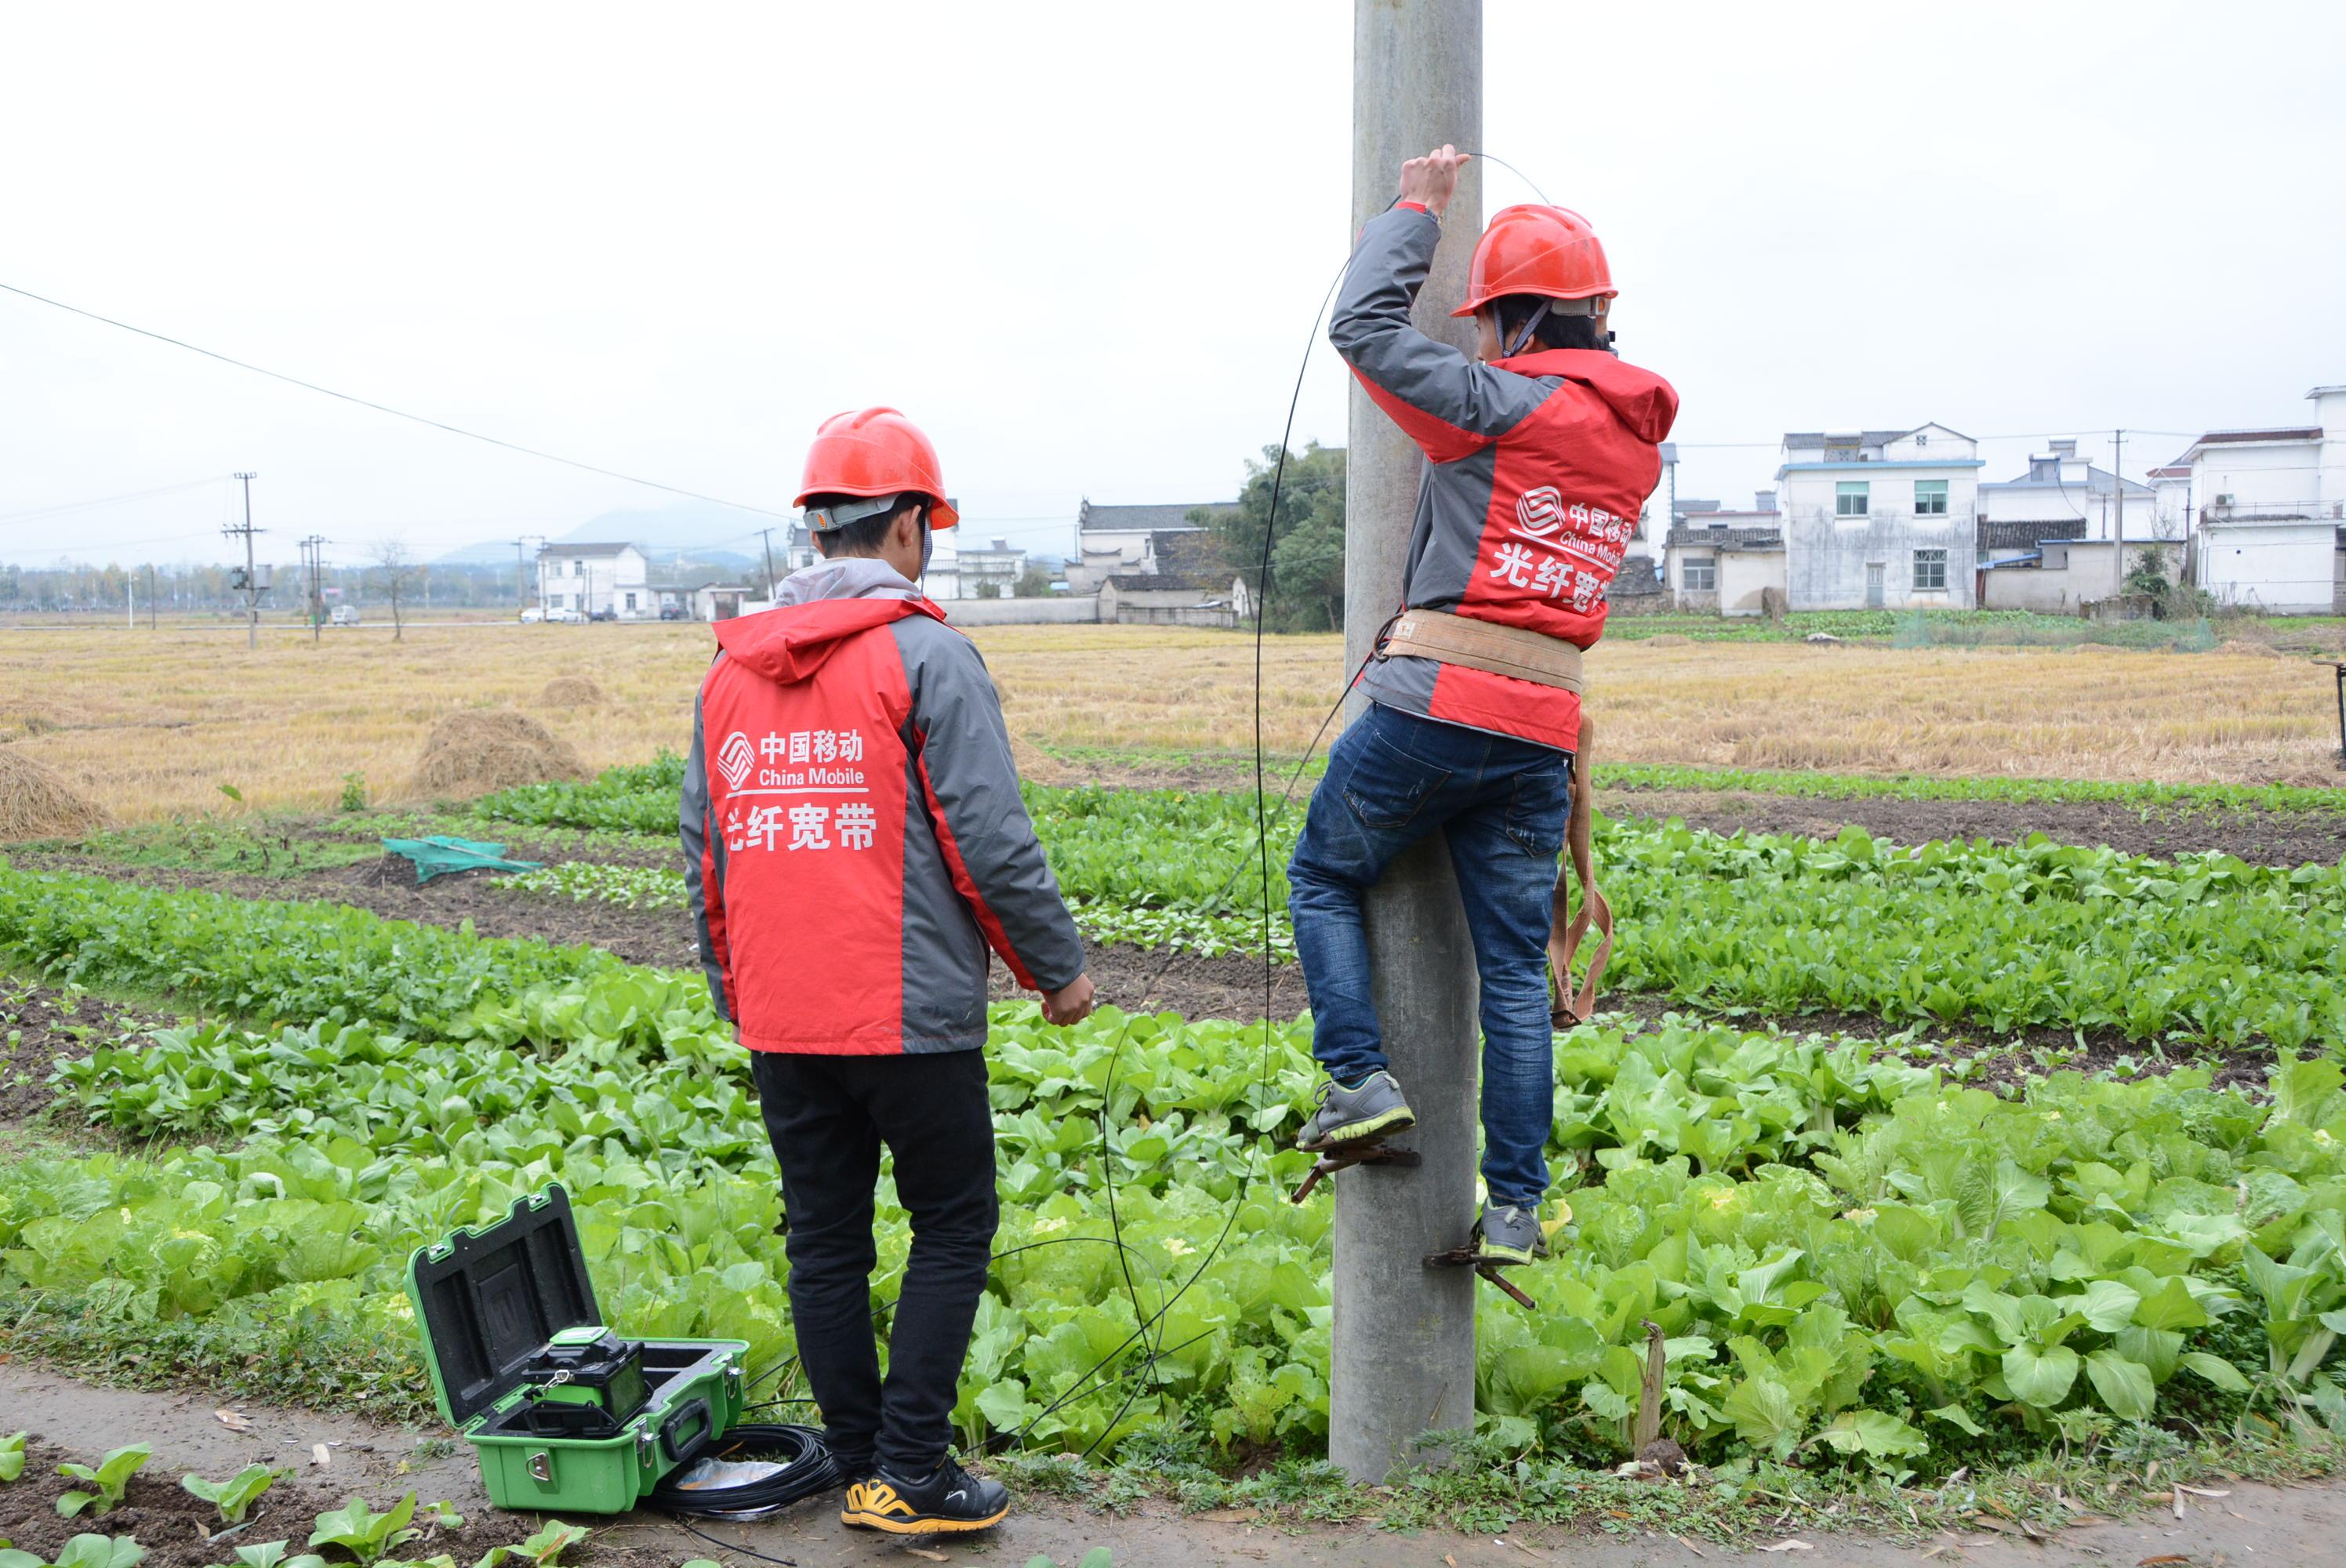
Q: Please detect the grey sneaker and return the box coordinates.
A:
[1473,1204,1545,1266]
[1298,1070,1416,1152]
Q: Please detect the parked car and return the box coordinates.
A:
[548,606,586,624]
[329,604,361,626]
[659,605,686,621]
[519,607,545,624]
[589,608,617,623]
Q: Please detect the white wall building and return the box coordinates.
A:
[2170,385,2346,614]
[1778,425,1981,610]
[1665,491,1783,616]
[536,543,650,619]
[1978,439,2162,542]
[1064,500,1233,592]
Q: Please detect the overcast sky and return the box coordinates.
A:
[4,0,2341,569]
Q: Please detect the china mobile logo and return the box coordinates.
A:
[1514,485,1565,539]
[716,731,755,789]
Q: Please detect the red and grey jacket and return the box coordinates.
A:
[681,558,1084,1054]
[1335,204,1680,753]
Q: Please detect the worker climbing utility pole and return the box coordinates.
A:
[1332,0,1482,1484]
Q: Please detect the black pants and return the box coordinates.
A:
[750,1048,997,1475]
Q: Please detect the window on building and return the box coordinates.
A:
[1682,557,1717,591]
[1915,479,1948,516]
[571,559,584,576]
[623,591,637,612]
[1836,481,1869,517]
[1913,549,1948,591]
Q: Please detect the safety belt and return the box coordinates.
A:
[1372,608,1612,1023]
[1546,713,1612,1027]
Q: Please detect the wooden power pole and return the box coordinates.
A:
[1334,0,1483,1484]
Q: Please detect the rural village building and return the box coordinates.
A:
[1064,499,1234,593]
[1665,491,1782,616]
[1096,528,1250,626]
[925,532,1026,601]
[1974,440,2166,612]
[1775,425,1981,610]
[2168,386,2346,614]
[535,543,650,619]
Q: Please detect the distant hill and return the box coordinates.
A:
[437,499,779,570]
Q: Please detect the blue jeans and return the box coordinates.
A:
[1287,702,1572,1211]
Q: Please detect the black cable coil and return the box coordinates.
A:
[648,1423,839,1519]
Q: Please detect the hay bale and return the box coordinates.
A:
[0,748,107,840]
[2217,639,2286,659]
[412,709,586,797]
[538,674,609,708]
[1643,633,1692,648]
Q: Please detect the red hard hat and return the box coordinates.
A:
[1451,204,1616,318]
[794,407,960,529]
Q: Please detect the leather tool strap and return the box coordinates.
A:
[1547,713,1613,1027]
[1381,608,1585,691]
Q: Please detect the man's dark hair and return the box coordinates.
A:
[808,492,926,557]
[1494,294,1603,353]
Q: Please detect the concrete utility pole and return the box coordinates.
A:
[1333,0,1483,1485]
[227,471,260,649]
[2110,429,2126,598]
[757,526,780,599]
[303,535,329,642]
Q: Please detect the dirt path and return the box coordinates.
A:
[1603,788,2346,866]
[5,1363,2340,1568]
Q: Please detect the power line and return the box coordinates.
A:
[0,279,793,521]
[0,477,222,526]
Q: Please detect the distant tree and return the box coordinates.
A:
[973,579,1004,600]
[1013,563,1054,598]
[370,539,420,641]
[1201,442,1346,631]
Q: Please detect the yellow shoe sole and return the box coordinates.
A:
[1298,1105,1415,1152]
[839,1503,1011,1534]
[840,1480,1009,1534]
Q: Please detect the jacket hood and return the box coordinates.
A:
[1501,348,1679,443]
[714,559,943,685]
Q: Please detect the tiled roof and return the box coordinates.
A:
[539,541,640,557]
[1979,519,2088,552]
[1665,525,1782,550]
[1078,500,1236,533]
[1107,573,1223,594]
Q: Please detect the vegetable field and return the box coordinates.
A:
[6,756,2346,1510]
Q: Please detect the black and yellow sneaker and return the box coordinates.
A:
[1297,1070,1415,1152]
[1470,1203,1546,1267]
[841,1455,1009,1534]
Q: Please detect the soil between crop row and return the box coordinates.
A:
[1597,787,2346,866]
[0,1436,668,1568]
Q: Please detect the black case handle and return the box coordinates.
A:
[659,1397,713,1465]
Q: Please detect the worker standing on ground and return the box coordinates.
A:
[682,407,1095,1536]
[1290,148,1678,1265]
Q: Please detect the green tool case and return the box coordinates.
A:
[405,1185,749,1514]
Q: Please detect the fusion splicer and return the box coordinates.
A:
[512,1326,652,1437]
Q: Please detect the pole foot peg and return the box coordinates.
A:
[1422,1246,1540,1310]
[1289,1140,1422,1203]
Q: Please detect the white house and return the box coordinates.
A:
[928,534,1026,600]
[1777,425,1981,610]
[1665,491,1783,616]
[1978,439,2162,542]
[535,543,650,619]
[1064,500,1233,593]
[2170,385,2346,614]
